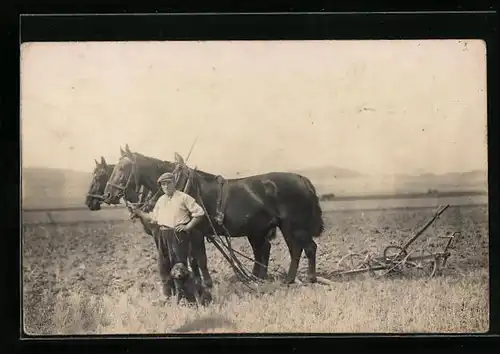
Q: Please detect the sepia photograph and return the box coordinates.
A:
[21,39,489,335]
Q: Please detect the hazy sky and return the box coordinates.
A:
[21,40,487,177]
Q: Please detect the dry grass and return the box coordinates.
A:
[22,205,489,335]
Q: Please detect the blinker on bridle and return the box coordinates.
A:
[106,155,141,200]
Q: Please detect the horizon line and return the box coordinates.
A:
[21,163,488,177]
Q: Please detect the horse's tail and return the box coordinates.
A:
[300,175,325,238]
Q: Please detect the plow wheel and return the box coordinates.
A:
[383,245,407,262]
[403,248,438,278]
[335,253,369,278]
[372,246,408,277]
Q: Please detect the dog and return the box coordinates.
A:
[170,262,212,307]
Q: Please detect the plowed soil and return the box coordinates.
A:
[22,204,489,334]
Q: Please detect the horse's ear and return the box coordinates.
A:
[94,159,99,166]
[174,152,185,166]
[100,156,107,166]
[124,144,134,158]
[120,146,125,156]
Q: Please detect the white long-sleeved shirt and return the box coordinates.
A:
[151,190,205,228]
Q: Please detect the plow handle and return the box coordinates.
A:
[401,204,450,251]
[441,231,459,251]
[438,231,459,268]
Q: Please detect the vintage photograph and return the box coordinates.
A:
[21,39,489,334]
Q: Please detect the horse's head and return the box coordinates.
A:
[85,156,113,211]
[103,144,141,205]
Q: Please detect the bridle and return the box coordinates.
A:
[106,154,189,208]
[86,168,110,201]
[173,163,196,194]
[106,155,141,201]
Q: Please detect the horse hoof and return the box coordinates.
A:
[203,280,214,288]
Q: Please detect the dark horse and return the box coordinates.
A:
[104,147,324,284]
[85,152,157,242]
[85,153,153,212]
[171,152,325,283]
[103,145,214,292]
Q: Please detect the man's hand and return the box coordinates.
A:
[143,200,156,212]
[175,216,203,233]
[175,224,190,232]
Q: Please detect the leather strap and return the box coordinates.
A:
[215,175,229,225]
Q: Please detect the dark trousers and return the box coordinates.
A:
[156,227,190,297]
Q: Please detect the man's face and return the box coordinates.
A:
[161,179,175,195]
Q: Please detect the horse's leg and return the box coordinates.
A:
[301,237,318,283]
[280,224,303,284]
[189,230,213,288]
[259,239,271,279]
[282,220,318,284]
[257,228,275,279]
[188,246,201,282]
[247,235,268,279]
[187,235,204,287]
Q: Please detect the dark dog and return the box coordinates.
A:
[170,262,213,307]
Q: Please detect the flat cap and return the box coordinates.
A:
[157,172,175,184]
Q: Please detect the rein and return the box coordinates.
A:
[86,193,105,200]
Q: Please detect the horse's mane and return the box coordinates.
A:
[132,152,177,171]
[130,151,238,183]
[193,168,219,181]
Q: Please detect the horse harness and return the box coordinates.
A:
[211,174,280,227]
[106,155,141,200]
[215,175,229,225]
[197,173,278,226]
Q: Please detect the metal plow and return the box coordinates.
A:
[315,204,460,286]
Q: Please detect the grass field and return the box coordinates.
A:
[22,204,489,334]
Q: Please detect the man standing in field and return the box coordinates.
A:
[131,172,206,298]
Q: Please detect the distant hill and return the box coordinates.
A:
[291,165,488,197]
[393,170,488,193]
[292,165,365,180]
[418,170,487,184]
[22,167,93,209]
